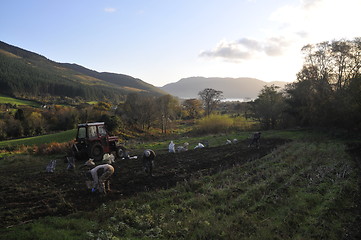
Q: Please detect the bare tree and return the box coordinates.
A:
[198,88,223,116]
[156,94,178,134]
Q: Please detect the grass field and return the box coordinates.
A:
[0,95,41,107]
[0,128,320,156]
[0,129,76,148]
[1,136,359,240]
[125,129,323,155]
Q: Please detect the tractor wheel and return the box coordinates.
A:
[116,146,128,159]
[90,143,104,162]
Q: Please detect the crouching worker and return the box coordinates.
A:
[248,132,261,148]
[84,160,115,194]
[142,149,156,176]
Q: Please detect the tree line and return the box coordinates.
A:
[0,88,229,140]
[0,53,127,102]
[249,38,361,132]
[1,38,359,140]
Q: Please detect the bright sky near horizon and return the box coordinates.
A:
[1,0,360,87]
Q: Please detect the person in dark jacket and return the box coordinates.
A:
[248,132,261,148]
[142,149,156,176]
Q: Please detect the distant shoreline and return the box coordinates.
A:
[221,98,253,102]
[179,97,254,102]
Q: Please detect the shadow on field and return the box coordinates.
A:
[345,142,361,240]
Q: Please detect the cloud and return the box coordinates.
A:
[200,0,360,63]
[104,8,117,13]
[301,0,323,9]
[264,37,291,56]
[270,0,361,42]
[237,38,262,51]
[199,40,253,60]
[199,37,291,61]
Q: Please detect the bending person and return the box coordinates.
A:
[142,149,156,176]
[85,160,115,194]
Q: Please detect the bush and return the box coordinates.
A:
[194,115,255,134]
[34,141,72,155]
[194,115,233,134]
[232,115,257,130]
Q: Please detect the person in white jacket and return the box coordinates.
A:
[168,141,175,153]
[194,142,205,149]
[84,160,114,194]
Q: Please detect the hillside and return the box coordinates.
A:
[0,41,166,102]
[161,77,288,100]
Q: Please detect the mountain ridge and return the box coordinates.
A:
[161,77,288,100]
[0,41,166,102]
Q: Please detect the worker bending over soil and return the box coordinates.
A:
[249,132,261,148]
[142,149,156,176]
[84,160,114,194]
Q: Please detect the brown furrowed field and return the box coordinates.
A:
[0,138,286,228]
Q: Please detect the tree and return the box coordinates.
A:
[123,93,157,130]
[5,118,23,138]
[286,38,361,130]
[300,38,361,90]
[331,76,361,131]
[94,101,111,112]
[249,85,285,129]
[100,115,123,133]
[183,98,202,119]
[0,119,6,140]
[198,88,223,116]
[24,111,45,135]
[156,95,178,134]
[47,106,79,131]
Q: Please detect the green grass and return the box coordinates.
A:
[127,128,313,154]
[86,101,98,105]
[260,128,324,140]
[0,94,41,107]
[1,217,95,240]
[0,129,76,148]
[127,131,252,154]
[2,136,358,240]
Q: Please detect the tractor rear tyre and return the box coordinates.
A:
[116,146,128,160]
[90,143,104,162]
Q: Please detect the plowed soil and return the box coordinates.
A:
[0,138,286,228]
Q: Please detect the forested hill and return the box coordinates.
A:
[0,41,166,102]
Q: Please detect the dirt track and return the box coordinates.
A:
[0,138,286,228]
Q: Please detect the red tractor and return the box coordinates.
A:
[72,122,127,161]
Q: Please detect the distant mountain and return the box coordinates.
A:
[161,77,288,100]
[0,41,166,102]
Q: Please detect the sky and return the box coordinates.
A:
[1,0,360,87]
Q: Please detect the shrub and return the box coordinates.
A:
[194,114,233,134]
[194,114,255,134]
[231,115,257,130]
[34,141,72,155]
